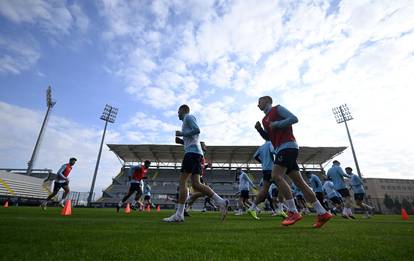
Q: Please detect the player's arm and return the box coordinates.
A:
[175,137,184,145]
[338,168,351,178]
[181,115,200,137]
[255,121,270,141]
[253,149,262,163]
[270,106,298,129]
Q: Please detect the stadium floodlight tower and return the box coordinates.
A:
[26,86,56,176]
[332,104,362,179]
[87,104,118,207]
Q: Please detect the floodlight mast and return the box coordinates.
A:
[26,86,56,176]
[332,104,362,179]
[87,104,118,206]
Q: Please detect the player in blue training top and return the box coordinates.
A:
[327,160,354,219]
[235,168,257,216]
[306,172,329,211]
[163,104,229,223]
[247,141,287,219]
[322,177,343,215]
[346,167,374,218]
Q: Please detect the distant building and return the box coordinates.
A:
[364,178,414,213]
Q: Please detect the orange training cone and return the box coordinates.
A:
[60,200,72,216]
[146,205,151,212]
[156,205,160,212]
[125,203,131,214]
[401,208,409,220]
[3,201,9,208]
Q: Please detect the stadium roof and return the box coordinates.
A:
[107,144,346,166]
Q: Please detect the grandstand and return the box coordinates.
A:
[0,169,52,205]
[97,144,346,209]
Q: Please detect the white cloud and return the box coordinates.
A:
[0,37,40,74]
[0,0,89,36]
[0,1,90,74]
[69,3,90,33]
[3,0,413,187]
[0,101,121,195]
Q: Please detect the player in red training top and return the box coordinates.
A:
[41,157,77,210]
[117,160,151,212]
[255,96,332,228]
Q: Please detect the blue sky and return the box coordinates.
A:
[1,0,414,195]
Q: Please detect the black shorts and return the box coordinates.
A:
[330,196,342,205]
[53,182,68,192]
[181,153,203,175]
[262,170,272,181]
[129,183,142,194]
[240,190,249,199]
[271,188,278,198]
[337,188,350,198]
[315,192,325,202]
[144,195,150,200]
[274,149,299,174]
[354,193,365,201]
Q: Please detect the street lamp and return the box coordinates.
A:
[332,104,362,178]
[87,104,118,206]
[27,86,56,175]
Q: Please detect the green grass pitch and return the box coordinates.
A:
[0,207,413,260]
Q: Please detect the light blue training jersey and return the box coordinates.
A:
[322,181,341,199]
[309,174,324,193]
[326,165,350,190]
[350,174,365,194]
[181,114,203,156]
[239,171,254,191]
[253,141,274,171]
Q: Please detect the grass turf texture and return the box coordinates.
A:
[1,207,413,260]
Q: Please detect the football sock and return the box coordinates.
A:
[285,199,298,213]
[277,203,283,211]
[212,193,224,205]
[312,201,327,215]
[176,203,185,217]
[249,203,257,210]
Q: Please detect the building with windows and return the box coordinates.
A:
[363,178,414,213]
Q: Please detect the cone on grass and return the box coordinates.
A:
[401,208,409,220]
[156,205,160,212]
[60,200,72,216]
[3,201,9,208]
[146,205,151,212]
[125,203,131,214]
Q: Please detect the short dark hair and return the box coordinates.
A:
[179,104,190,113]
[144,160,151,165]
[333,160,340,164]
[259,96,272,104]
[345,167,352,171]
[69,157,77,162]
